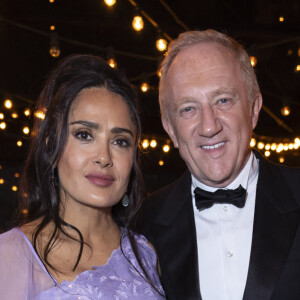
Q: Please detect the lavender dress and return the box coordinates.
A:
[0,228,166,300]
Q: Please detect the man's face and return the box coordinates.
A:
[162,43,262,187]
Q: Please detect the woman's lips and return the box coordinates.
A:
[85,173,115,187]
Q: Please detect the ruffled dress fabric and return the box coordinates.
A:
[0,228,165,300]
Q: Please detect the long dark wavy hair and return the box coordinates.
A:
[17,55,145,274]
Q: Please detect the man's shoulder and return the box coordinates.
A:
[147,171,191,204]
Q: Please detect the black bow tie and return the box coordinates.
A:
[194,184,247,211]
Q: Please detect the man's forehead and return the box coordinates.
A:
[170,42,235,71]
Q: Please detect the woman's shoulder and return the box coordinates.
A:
[122,229,158,265]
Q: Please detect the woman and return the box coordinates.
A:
[0,55,165,299]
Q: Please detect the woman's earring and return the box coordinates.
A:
[122,194,129,207]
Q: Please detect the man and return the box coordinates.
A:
[141,29,300,300]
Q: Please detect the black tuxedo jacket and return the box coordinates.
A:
[140,154,300,299]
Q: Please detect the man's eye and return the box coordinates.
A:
[75,131,92,141]
[183,107,193,112]
[219,98,228,104]
[180,106,196,119]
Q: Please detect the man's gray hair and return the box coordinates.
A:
[159,29,260,116]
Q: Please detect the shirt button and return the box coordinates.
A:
[227,251,233,258]
[223,206,228,212]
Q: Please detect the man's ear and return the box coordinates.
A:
[251,93,263,129]
[161,114,178,148]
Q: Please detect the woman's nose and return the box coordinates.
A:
[93,144,113,167]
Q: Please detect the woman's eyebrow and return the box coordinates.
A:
[69,120,99,129]
[111,127,134,137]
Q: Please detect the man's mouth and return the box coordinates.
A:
[201,142,225,150]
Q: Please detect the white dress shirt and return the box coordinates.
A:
[191,152,259,300]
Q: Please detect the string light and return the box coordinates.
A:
[4,99,13,109]
[17,140,22,147]
[11,112,18,119]
[264,150,271,157]
[34,110,46,120]
[279,157,285,163]
[295,65,300,72]
[24,108,31,116]
[0,113,4,119]
[158,160,164,166]
[140,81,150,93]
[281,105,291,116]
[22,208,29,215]
[271,143,277,150]
[279,16,285,22]
[132,15,144,31]
[49,0,55,3]
[14,173,20,178]
[150,139,157,148]
[249,56,257,67]
[0,122,6,130]
[163,144,170,152]
[0,179,4,184]
[250,138,256,147]
[23,126,30,135]
[257,142,264,149]
[49,33,60,58]
[265,143,271,150]
[50,25,55,31]
[107,47,117,68]
[104,0,116,7]
[156,38,168,52]
[142,139,149,149]
[276,143,284,153]
[12,186,18,192]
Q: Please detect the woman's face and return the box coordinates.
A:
[57,87,136,210]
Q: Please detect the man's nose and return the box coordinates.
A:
[197,105,222,138]
[93,143,113,167]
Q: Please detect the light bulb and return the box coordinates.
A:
[140,82,150,93]
[49,46,60,58]
[250,138,256,147]
[34,110,46,120]
[279,16,284,22]
[23,126,30,135]
[156,38,168,52]
[158,160,164,166]
[295,65,300,72]
[132,15,144,31]
[279,157,285,163]
[50,25,55,31]
[104,0,116,7]
[264,150,270,157]
[4,99,12,109]
[11,112,18,119]
[163,144,170,152]
[24,108,31,116]
[150,140,157,148]
[142,139,149,149]
[281,105,290,116]
[0,122,6,129]
[249,56,257,67]
[107,57,117,68]
[0,113,4,119]
[17,140,22,147]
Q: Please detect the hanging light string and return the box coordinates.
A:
[0,16,158,62]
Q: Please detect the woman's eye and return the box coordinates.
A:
[113,138,130,148]
[219,98,228,104]
[75,131,92,141]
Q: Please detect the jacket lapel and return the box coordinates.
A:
[243,155,300,299]
[151,172,201,300]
